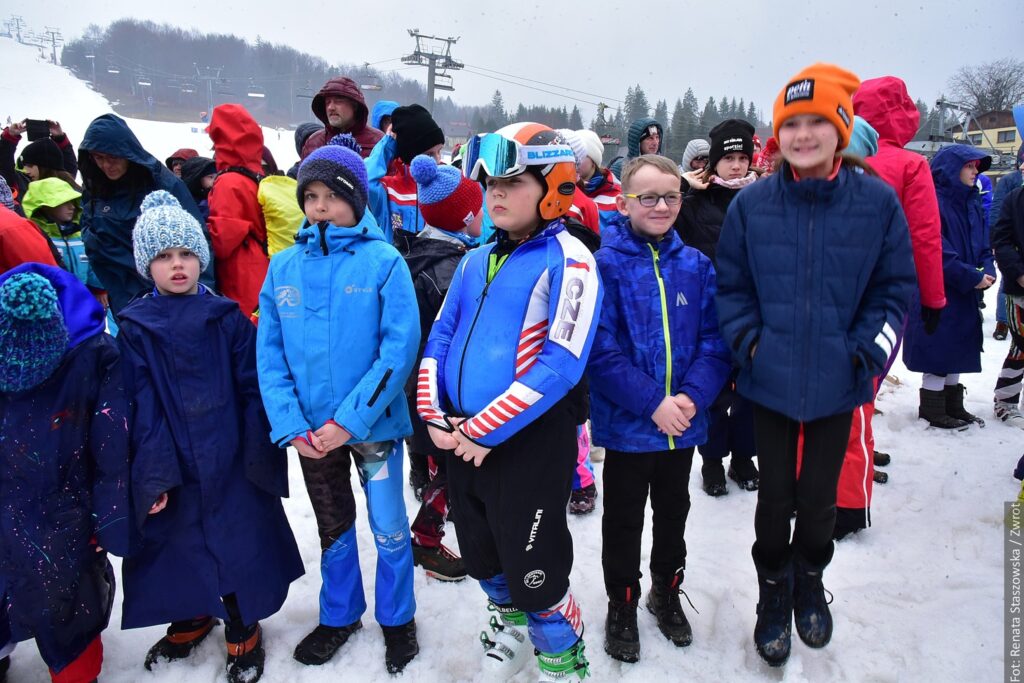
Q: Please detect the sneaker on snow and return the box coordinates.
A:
[727,456,759,491]
[995,402,1024,430]
[701,459,729,497]
[873,470,888,484]
[226,624,265,683]
[144,616,219,670]
[569,483,597,515]
[413,543,467,581]
[480,603,530,680]
[382,619,419,674]
[293,621,362,665]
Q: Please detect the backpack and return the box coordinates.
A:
[218,167,305,257]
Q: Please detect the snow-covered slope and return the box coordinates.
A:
[0,35,1016,683]
[0,38,301,175]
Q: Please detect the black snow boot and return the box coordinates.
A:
[382,618,419,674]
[944,383,985,427]
[754,564,793,667]
[604,586,641,663]
[0,655,8,682]
[226,623,265,683]
[873,450,890,467]
[293,621,363,665]
[646,572,693,647]
[918,388,969,430]
[793,557,833,649]
[145,616,219,670]
[728,456,759,491]
[701,458,729,497]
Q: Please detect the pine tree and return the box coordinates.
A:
[627,84,651,124]
[746,101,759,126]
[682,88,700,143]
[730,97,739,118]
[490,90,507,128]
[668,98,687,161]
[568,105,583,129]
[700,97,718,134]
[737,98,745,121]
[718,96,730,124]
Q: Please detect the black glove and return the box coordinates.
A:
[921,305,941,335]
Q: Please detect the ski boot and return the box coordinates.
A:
[537,639,590,681]
[480,602,530,680]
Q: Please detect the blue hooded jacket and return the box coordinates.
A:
[716,164,916,422]
[371,100,399,130]
[0,263,129,672]
[257,212,420,447]
[588,220,730,452]
[903,144,995,374]
[78,114,214,314]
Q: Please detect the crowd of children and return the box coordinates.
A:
[0,58,1020,683]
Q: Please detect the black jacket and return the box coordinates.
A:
[992,185,1024,297]
[674,183,740,265]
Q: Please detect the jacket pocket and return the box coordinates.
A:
[367,368,393,407]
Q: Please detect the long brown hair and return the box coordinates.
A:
[36,166,81,192]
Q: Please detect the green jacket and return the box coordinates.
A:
[22,178,101,289]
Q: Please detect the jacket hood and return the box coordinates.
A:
[164,148,198,168]
[405,228,468,280]
[118,286,240,330]
[208,104,265,174]
[311,77,369,135]
[852,76,919,147]
[180,156,216,197]
[295,210,385,253]
[79,114,164,181]
[22,177,82,224]
[627,117,663,158]
[371,100,399,130]
[0,262,105,348]
[931,144,991,197]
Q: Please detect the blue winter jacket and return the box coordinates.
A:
[588,220,730,452]
[257,213,420,447]
[903,144,995,374]
[0,263,129,672]
[118,289,302,629]
[78,114,214,314]
[419,220,603,447]
[371,100,399,130]
[715,164,916,422]
[366,135,424,245]
[992,169,1023,226]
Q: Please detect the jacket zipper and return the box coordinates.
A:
[367,368,393,407]
[318,222,329,256]
[455,249,513,413]
[648,244,675,450]
[801,202,814,418]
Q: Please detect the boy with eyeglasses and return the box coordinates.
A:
[588,154,730,663]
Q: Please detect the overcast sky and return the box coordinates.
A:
[12,0,1023,124]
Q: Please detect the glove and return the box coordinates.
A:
[921,306,941,335]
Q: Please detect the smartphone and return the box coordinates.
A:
[25,119,50,141]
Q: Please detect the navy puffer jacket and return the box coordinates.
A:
[715,163,915,422]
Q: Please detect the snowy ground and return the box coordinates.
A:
[2,36,1018,682]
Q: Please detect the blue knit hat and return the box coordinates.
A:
[296,134,368,220]
[410,154,482,232]
[0,273,68,393]
[847,116,879,159]
[132,190,211,280]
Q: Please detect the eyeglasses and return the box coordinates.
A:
[692,155,709,162]
[624,192,683,207]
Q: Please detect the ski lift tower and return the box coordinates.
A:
[402,29,463,114]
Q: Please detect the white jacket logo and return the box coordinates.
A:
[676,292,688,306]
[276,286,300,307]
[525,508,544,551]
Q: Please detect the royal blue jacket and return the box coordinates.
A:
[257,213,420,447]
[78,114,214,314]
[0,263,129,672]
[588,220,730,452]
[418,220,602,447]
[715,164,915,422]
[903,145,996,374]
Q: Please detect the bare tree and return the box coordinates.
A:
[947,58,1024,112]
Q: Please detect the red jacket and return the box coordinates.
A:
[206,104,269,316]
[300,77,384,160]
[570,187,600,234]
[853,77,946,309]
[0,205,58,271]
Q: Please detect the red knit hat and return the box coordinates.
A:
[410,155,482,232]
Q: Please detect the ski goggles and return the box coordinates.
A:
[463,132,576,181]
